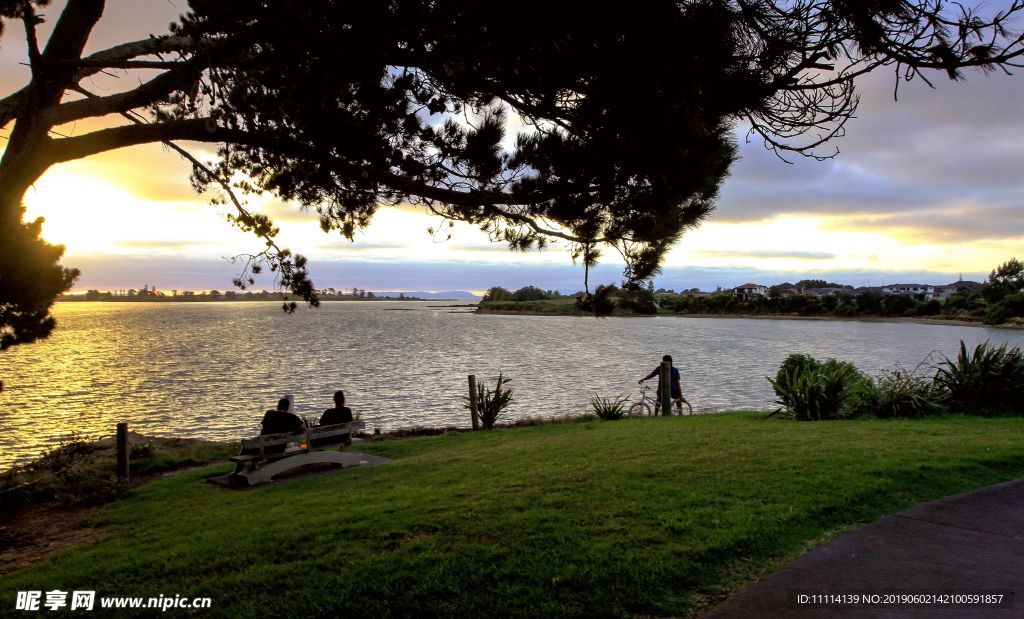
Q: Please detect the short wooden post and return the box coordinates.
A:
[660,361,672,416]
[116,422,129,483]
[468,375,480,430]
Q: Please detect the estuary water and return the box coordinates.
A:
[2,301,1023,469]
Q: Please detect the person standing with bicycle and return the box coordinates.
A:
[639,354,685,414]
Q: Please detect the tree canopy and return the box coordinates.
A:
[983,257,1024,303]
[1,0,1023,348]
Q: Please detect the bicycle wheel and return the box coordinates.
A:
[680,397,693,415]
[628,402,652,417]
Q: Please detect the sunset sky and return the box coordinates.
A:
[4,1,1023,294]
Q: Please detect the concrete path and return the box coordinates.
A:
[704,479,1024,618]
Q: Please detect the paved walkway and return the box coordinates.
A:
[704,478,1024,618]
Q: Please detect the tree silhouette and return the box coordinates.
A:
[1,0,1023,348]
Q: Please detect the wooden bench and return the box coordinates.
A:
[228,421,366,486]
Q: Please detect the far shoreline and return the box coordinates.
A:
[474,307,1024,330]
[675,313,1024,330]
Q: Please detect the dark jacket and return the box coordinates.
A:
[260,409,305,435]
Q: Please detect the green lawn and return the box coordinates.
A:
[4,414,1024,617]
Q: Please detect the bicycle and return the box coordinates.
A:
[628,384,693,416]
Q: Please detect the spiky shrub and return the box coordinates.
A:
[856,368,942,418]
[770,354,819,400]
[934,341,1024,416]
[768,354,867,421]
[590,394,629,420]
[465,374,514,429]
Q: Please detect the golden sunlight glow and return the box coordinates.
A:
[669,215,1018,276]
[19,142,1016,287]
[23,165,254,256]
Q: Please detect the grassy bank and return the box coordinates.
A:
[3,414,1024,617]
[476,297,670,316]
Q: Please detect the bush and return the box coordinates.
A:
[983,292,1024,325]
[855,368,942,418]
[615,286,657,314]
[934,341,1024,416]
[465,373,514,429]
[482,286,513,302]
[768,354,867,420]
[881,295,915,316]
[914,299,942,316]
[590,394,629,420]
[575,284,616,316]
[129,440,157,459]
[941,291,985,318]
[771,353,820,397]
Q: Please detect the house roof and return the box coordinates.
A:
[735,283,765,289]
[850,286,882,295]
[943,280,983,291]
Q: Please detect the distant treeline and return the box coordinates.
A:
[60,287,423,302]
[667,259,1024,326]
[482,286,568,302]
[478,259,1024,324]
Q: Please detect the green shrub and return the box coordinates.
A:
[983,292,1024,325]
[575,285,617,316]
[589,394,629,420]
[855,368,942,418]
[934,341,1024,416]
[768,355,867,421]
[771,353,820,396]
[914,299,942,316]
[615,285,658,314]
[465,373,514,429]
[129,440,157,459]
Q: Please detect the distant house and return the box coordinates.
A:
[802,287,849,297]
[933,280,983,299]
[734,283,768,300]
[882,283,934,301]
[849,286,883,297]
[774,282,800,297]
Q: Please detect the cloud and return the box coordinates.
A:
[694,249,835,260]
[714,66,1024,242]
[113,240,209,250]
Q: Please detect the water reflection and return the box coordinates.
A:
[1,302,1022,469]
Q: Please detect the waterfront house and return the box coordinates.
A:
[849,286,883,297]
[774,282,800,297]
[933,280,983,299]
[734,283,768,300]
[803,287,850,297]
[882,283,934,301]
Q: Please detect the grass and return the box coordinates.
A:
[477,297,676,316]
[476,297,584,315]
[2,436,236,510]
[3,414,1024,617]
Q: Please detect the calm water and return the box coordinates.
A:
[2,301,1023,469]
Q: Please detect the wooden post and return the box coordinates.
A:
[660,361,672,416]
[116,422,129,483]
[468,375,480,430]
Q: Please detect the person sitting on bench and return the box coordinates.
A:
[320,390,354,426]
[260,397,307,435]
[318,390,354,446]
